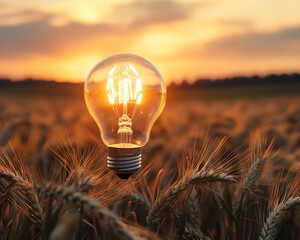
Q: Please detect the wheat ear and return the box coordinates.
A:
[0,170,43,227]
[0,119,30,145]
[173,209,210,240]
[234,158,264,214]
[187,187,201,227]
[147,170,236,228]
[259,197,300,240]
[49,213,79,240]
[35,183,142,240]
[183,223,211,240]
[65,168,97,192]
[117,192,150,210]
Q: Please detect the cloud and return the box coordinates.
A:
[112,0,203,26]
[215,19,253,28]
[183,26,300,60]
[0,9,52,26]
[0,18,140,59]
[0,0,208,60]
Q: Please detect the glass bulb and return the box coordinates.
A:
[84,53,166,178]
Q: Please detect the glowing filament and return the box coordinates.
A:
[106,64,143,105]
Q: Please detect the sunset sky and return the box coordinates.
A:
[0,0,299,83]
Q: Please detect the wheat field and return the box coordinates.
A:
[0,91,300,240]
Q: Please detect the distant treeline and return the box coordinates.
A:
[169,73,300,89]
[0,78,82,88]
[0,73,299,90]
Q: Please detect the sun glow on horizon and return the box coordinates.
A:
[0,0,300,83]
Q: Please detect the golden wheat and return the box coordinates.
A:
[259,197,300,240]
[1,94,300,239]
[0,169,43,227]
[147,169,236,229]
[35,183,145,240]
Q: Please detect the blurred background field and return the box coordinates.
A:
[1,78,300,170]
[1,77,300,239]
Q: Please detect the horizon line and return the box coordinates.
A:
[1,72,299,87]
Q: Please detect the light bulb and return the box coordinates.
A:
[84,53,166,178]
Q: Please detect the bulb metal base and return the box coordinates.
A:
[107,145,142,179]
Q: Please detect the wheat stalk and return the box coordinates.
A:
[35,183,144,240]
[259,197,300,240]
[0,170,43,227]
[147,169,237,228]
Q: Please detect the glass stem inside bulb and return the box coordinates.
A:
[118,114,133,143]
[123,99,128,115]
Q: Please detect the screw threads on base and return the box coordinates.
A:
[107,146,142,179]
